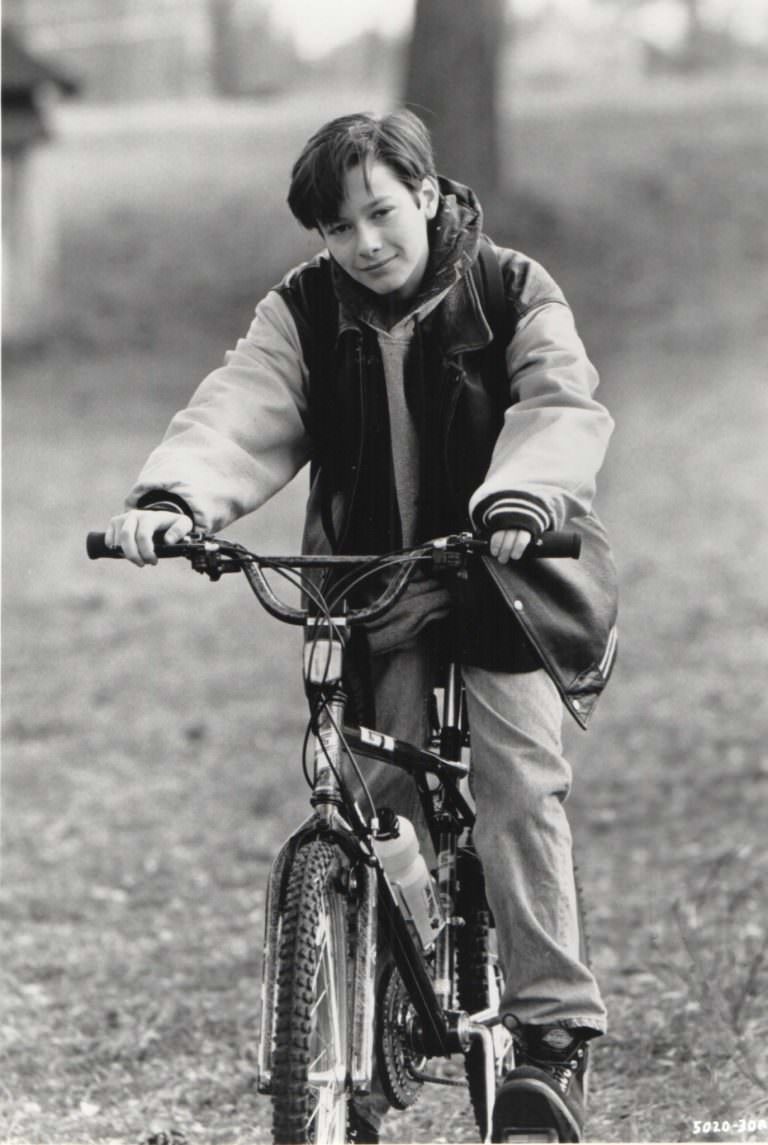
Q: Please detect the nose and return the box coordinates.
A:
[357,222,382,261]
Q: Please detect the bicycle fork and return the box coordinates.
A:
[255,830,379,1099]
[256,683,381,1099]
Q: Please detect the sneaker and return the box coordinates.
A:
[491,1026,590,1143]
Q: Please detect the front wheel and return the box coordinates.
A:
[271,839,351,1144]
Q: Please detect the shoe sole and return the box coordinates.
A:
[492,1078,582,1143]
[495,1132,559,1143]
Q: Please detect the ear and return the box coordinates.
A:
[419,177,439,220]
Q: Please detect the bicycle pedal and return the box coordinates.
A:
[410,1067,466,1088]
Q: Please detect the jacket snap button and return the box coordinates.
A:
[513,600,524,611]
[573,699,582,711]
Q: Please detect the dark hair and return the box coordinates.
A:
[287,109,437,231]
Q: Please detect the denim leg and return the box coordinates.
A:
[462,665,607,1034]
[344,637,435,848]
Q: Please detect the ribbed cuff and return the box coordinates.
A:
[135,490,194,519]
[471,492,551,539]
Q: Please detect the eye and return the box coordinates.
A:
[327,222,350,237]
[372,207,393,220]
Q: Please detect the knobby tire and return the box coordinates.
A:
[456,898,501,1136]
[271,838,350,1144]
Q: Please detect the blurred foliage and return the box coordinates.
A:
[17,72,764,365]
[594,0,768,73]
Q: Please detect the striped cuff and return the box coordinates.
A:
[471,492,551,539]
[135,490,195,519]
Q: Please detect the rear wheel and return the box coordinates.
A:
[271,839,351,1144]
[457,903,509,1134]
[456,846,511,1136]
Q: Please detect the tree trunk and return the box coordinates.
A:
[208,0,240,96]
[403,0,504,195]
[682,0,706,67]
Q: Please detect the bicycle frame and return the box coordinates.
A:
[255,609,499,1141]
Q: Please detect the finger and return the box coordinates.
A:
[105,513,126,550]
[509,529,533,561]
[162,514,194,545]
[117,512,144,566]
[492,530,518,565]
[135,514,162,566]
[489,530,504,559]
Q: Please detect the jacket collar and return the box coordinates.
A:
[332,176,493,357]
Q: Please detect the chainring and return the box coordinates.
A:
[375,962,425,1110]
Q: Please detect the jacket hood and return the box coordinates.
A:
[330,176,484,328]
[427,175,484,290]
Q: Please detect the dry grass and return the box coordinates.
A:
[3,73,768,1143]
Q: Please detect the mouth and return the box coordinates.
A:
[360,256,396,273]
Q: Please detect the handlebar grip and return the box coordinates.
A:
[86,531,188,560]
[467,531,581,559]
[531,531,581,559]
[87,532,120,559]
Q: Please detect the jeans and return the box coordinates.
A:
[349,631,607,1035]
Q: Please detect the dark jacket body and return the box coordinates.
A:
[275,222,618,726]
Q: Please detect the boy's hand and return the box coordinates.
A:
[489,528,532,564]
[105,509,194,567]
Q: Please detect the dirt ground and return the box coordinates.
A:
[2,77,768,1143]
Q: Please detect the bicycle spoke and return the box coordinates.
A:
[309,889,347,1140]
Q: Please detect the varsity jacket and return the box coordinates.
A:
[128,179,618,726]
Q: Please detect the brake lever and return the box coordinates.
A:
[189,538,226,581]
[431,532,486,570]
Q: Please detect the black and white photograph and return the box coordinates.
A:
[3,1,767,1142]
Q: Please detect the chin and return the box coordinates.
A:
[373,271,412,296]
[368,280,401,295]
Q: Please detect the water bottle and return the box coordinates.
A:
[373,816,445,951]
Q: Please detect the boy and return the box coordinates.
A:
[106,110,615,1142]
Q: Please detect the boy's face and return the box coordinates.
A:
[320,162,439,302]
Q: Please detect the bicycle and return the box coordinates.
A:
[87,527,583,1144]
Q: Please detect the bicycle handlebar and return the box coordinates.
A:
[86,530,581,562]
[86,529,581,626]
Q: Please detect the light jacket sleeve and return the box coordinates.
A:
[469,280,614,537]
[126,291,312,532]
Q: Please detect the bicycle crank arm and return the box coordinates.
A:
[409,1069,467,1088]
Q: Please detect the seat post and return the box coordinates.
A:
[440,659,464,761]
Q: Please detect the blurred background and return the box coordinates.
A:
[3,2,768,1142]
[3,0,767,349]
